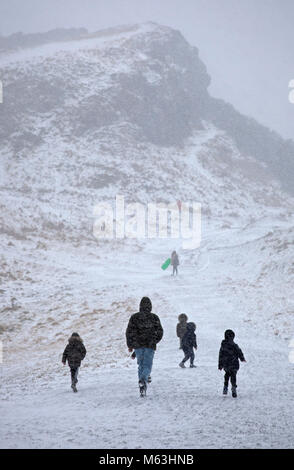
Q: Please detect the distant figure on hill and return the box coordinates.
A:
[171,250,179,276]
[126,297,163,397]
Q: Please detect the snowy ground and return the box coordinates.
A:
[1,221,293,449]
[1,20,293,450]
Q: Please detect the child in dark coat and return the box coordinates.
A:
[179,322,197,368]
[218,329,246,398]
[62,332,87,392]
[176,313,188,349]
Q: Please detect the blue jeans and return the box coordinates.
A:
[70,367,79,384]
[135,348,155,383]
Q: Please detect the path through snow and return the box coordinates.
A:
[1,227,293,448]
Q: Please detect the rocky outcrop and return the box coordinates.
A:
[0,22,293,193]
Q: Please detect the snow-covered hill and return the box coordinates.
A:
[0,23,293,448]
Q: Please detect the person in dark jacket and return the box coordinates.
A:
[218,329,246,398]
[179,322,197,368]
[126,297,163,396]
[62,332,87,392]
[176,313,188,349]
[171,251,179,276]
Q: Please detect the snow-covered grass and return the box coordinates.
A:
[0,22,293,448]
[1,223,293,448]
[1,124,293,448]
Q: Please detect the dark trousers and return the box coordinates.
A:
[182,347,195,365]
[172,265,178,275]
[70,367,79,384]
[224,369,237,388]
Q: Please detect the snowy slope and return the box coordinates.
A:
[1,231,294,449]
[0,23,293,449]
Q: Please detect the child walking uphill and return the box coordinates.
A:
[179,322,197,368]
[62,332,87,393]
[176,313,188,349]
[218,329,246,398]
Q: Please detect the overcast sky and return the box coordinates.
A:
[0,0,293,140]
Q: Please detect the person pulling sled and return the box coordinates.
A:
[171,251,179,276]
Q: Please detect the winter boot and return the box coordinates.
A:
[71,383,78,393]
[232,386,237,398]
[190,364,197,368]
[139,380,147,397]
[223,385,228,395]
[179,361,186,368]
[147,375,152,384]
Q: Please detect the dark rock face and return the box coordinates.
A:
[121,28,211,145]
[68,27,211,146]
[0,25,211,148]
[0,23,293,193]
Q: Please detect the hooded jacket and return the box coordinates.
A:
[182,322,197,350]
[218,329,245,371]
[62,334,87,368]
[126,297,164,351]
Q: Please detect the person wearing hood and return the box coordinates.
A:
[176,313,188,349]
[126,297,163,396]
[62,332,87,392]
[179,322,197,368]
[218,329,246,398]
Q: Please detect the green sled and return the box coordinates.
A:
[161,258,171,270]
